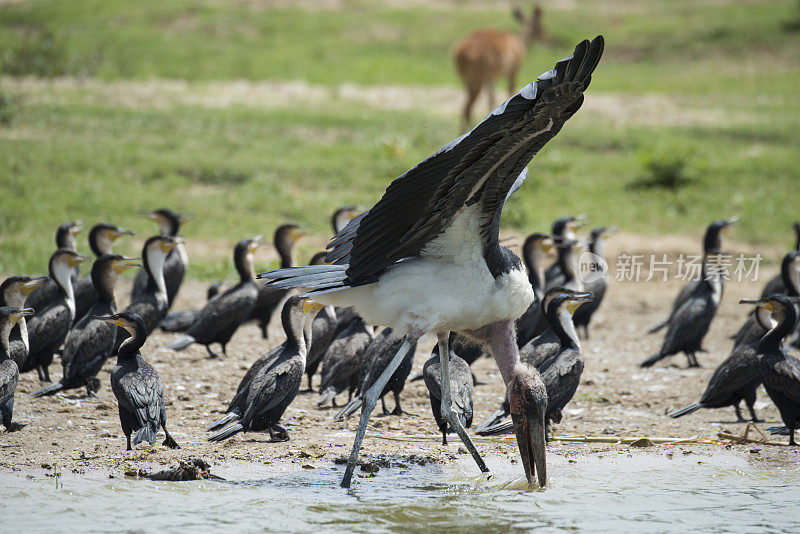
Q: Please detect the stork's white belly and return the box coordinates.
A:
[314,258,533,336]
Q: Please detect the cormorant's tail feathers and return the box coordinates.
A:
[208,423,243,442]
[769,426,790,436]
[206,412,240,431]
[160,310,197,333]
[30,381,64,398]
[476,419,513,436]
[667,402,702,419]
[317,387,338,407]
[132,424,158,446]
[167,335,195,352]
[639,353,664,368]
[474,408,511,435]
[647,321,667,335]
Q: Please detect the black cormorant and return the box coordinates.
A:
[572,226,615,338]
[317,316,373,407]
[97,312,180,450]
[208,296,312,442]
[247,224,305,339]
[159,282,223,333]
[23,249,89,382]
[423,348,473,444]
[476,289,591,436]
[545,239,585,292]
[760,223,800,296]
[667,304,774,422]
[1,307,34,431]
[739,295,800,445]
[544,215,587,286]
[31,255,139,397]
[25,221,82,313]
[647,218,737,334]
[206,297,313,432]
[333,327,418,420]
[260,35,603,488]
[0,276,48,367]
[131,209,187,310]
[516,232,556,347]
[117,236,180,347]
[167,237,263,357]
[72,223,133,323]
[640,252,726,368]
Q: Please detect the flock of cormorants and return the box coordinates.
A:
[2,36,799,488]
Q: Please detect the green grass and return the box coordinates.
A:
[1,0,799,279]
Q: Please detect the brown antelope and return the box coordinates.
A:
[452,4,546,128]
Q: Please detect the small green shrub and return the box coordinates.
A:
[631,144,698,190]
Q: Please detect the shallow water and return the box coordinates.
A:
[3,452,799,533]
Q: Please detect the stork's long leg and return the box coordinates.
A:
[438,332,489,474]
[341,336,418,488]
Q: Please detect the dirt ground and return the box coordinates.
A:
[2,232,799,482]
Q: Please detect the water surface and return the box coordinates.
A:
[2,452,798,533]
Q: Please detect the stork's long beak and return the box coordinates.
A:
[20,276,49,296]
[511,411,547,488]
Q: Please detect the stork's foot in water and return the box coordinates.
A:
[269,425,290,442]
[341,336,419,488]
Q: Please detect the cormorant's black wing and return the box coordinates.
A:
[185,284,255,342]
[27,303,71,353]
[0,360,19,407]
[328,36,604,285]
[242,357,303,424]
[61,318,116,382]
[770,355,800,404]
[700,344,758,404]
[541,349,584,414]
[115,359,165,429]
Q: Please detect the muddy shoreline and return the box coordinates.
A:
[2,233,799,483]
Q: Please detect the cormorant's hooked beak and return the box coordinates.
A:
[602,226,619,236]
[739,297,772,310]
[568,214,588,230]
[289,227,307,243]
[94,314,126,329]
[511,411,547,488]
[20,277,49,296]
[70,221,84,235]
[112,257,142,274]
[303,298,324,314]
[566,292,594,314]
[249,235,264,253]
[10,308,35,325]
[721,217,739,233]
[159,237,183,253]
[109,227,135,241]
[67,253,91,268]
[539,234,558,252]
